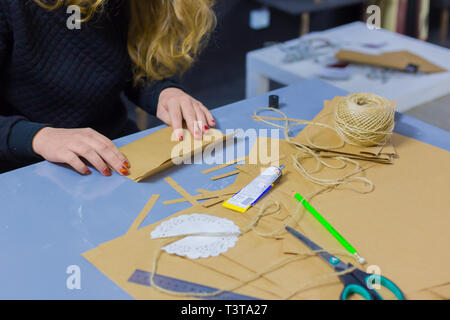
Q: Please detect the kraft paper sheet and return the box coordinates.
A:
[83,105,450,299]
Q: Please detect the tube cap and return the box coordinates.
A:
[269,95,279,108]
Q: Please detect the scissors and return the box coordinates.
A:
[285,226,405,300]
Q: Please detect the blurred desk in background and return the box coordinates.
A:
[246,21,450,112]
[254,0,368,34]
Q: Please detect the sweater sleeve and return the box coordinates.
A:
[0,1,48,162]
[131,78,186,116]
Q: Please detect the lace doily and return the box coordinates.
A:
[150,214,240,259]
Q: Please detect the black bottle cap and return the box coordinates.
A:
[269,95,279,108]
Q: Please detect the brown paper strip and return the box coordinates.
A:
[201,156,248,174]
[211,170,240,181]
[163,192,235,205]
[127,194,160,235]
[164,177,200,207]
[201,195,230,208]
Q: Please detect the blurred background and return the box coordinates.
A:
[131,0,450,131]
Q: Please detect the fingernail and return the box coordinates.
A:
[120,167,129,176]
[84,169,91,175]
[179,135,184,141]
[123,160,130,169]
[103,168,111,176]
[204,125,209,131]
[211,120,216,125]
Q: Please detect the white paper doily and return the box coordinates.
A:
[150,213,240,259]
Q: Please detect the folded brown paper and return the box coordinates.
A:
[119,127,229,182]
[335,50,447,73]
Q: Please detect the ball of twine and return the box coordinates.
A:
[334,93,395,147]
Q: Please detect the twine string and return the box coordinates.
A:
[148,94,393,298]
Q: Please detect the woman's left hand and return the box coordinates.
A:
[156,87,215,141]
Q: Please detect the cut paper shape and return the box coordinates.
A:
[335,50,447,73]
[150,214,240,259]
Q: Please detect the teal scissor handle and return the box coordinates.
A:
[340,273,405,300]
[341,283,373,300]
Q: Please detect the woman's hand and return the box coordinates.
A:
[156,87,215,140]
[32,127,130,176]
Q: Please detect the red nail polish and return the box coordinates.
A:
[179,135,184,141]
[120,167,129,176]
[103,168,111,176]
[85,169,91,175]
[204,125,209,131]
[123,161,130,169]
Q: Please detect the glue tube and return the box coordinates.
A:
[223,165,285,213]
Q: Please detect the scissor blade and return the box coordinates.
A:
[285,226,341,268]
[285,226,323,251]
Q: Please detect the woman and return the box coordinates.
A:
[0,0,216,176]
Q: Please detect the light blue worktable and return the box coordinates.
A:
[1,79,449,299]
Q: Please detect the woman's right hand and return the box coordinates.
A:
[32,127,130,176]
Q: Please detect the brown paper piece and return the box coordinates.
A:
[83,199,284,300]
[164,177,199,207]
[429,283,450,299]
[201,156,247,174]
[211,170,240,181]
[85,116,450,299]
[292,133,450,294]
[126,194,160,235]
[120,127,232,182]
[163,192,235,205]
[335,50,447,73]
[227,133,450,296]
[201,195,230,208]
[405,289,444,300]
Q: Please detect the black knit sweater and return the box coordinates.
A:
[0,0,183,172]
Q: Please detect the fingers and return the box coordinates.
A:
[167,101,184,141]
[89,138,130,176]
[62,152,91,175]
[156,104,171,125]
[90,130,130,171]
[70,142,112,176]
[197,102,215,127]
[157,91,215,140]
[179,98,200,139]
[193,102,209,134]
[69,130,130,176]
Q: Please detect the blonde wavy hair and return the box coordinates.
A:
[34,0,216,84]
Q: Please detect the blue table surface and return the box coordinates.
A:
[1,79,449,299]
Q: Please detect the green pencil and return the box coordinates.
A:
[294,192,366,264]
